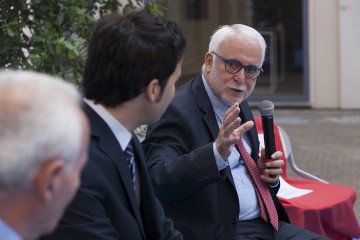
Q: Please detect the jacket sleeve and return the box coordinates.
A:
[143,104,223,203]
[156,197,183,240]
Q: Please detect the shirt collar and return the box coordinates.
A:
[84,98,132,151]
[0,219,22,240]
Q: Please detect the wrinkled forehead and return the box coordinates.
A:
[219,33,261,50]
[217,34,264,65]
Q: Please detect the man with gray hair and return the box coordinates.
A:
[0,70,89,240]
[143,24,329,239]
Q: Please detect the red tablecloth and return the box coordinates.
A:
[279,178,360,240]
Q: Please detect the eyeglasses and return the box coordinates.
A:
[211,51,263,80]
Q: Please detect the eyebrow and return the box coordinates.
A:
[224,57,259,69]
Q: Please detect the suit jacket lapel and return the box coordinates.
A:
[83,103,145,238]
[239,101,260,161]
[190,77,237,186]
[192,76,219,140]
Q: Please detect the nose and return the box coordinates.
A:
[233,68,246,83]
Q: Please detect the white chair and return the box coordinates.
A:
[278,126,328,183]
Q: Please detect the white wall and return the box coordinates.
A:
[308,0,340,108]
[309,0,360,109]
[339,0,360,108]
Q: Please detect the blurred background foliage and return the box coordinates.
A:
[0,0,164,84]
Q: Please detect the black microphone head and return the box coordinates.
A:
[259,100,274,117]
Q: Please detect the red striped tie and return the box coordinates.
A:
[236,137,279,231]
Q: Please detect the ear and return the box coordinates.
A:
[33,159,65,203]
[144,79,161,103]
[204,52,213,73]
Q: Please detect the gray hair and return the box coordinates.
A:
[202,24,266,72]
[0,70,83,193]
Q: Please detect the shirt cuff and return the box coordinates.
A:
[213,142,228,171]
[270,179,280,188]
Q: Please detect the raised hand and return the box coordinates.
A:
[215,103,254,160]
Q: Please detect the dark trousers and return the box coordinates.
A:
[233,218,330,240]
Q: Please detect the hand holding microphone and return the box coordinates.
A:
[259,100,282,179]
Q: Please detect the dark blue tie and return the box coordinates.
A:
[124,143,136,190]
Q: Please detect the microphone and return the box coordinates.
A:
[259,100,276,178]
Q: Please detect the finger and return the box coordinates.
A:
[235,120,254,136]
[262,148,281,178]
[223,120,253,144]
[270,151,283,160]
[223,105,240,127]
[266,159,284,168]
[261,174,279,183]
[222,117,241,137]
[224,103,239,120]
[265,167,283,176]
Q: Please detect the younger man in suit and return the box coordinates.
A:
[43,10,186,240]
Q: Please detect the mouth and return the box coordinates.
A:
[230,88,244,94]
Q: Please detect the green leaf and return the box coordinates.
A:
[6,28,15,37]
[63,41,74,50]
[56,14,64,26]
[68,51,75,59]
[55,43,62,54]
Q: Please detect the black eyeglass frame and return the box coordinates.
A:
[211,51,263,80]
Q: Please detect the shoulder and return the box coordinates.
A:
[172,76,209,111]
[172,78,197,106]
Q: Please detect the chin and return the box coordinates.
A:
[44,221,58,234]
[225,99,243,106]
[222,95,245,106]
[235,95,248,104]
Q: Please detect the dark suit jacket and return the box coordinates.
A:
[143,76,290,240]
[42,103,182,240]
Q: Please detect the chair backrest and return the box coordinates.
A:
[254,117,288,178]
[254,116,328,183]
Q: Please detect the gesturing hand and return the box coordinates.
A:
[215,103,254,160]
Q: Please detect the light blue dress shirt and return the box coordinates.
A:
[202,76,261,220]
[0,219,22,240]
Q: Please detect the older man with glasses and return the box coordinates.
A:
[143,24,329,239]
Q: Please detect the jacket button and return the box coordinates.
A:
[232,217,238,224]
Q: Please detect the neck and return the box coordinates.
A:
[104,99,147,132]
[0,192,38,240]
